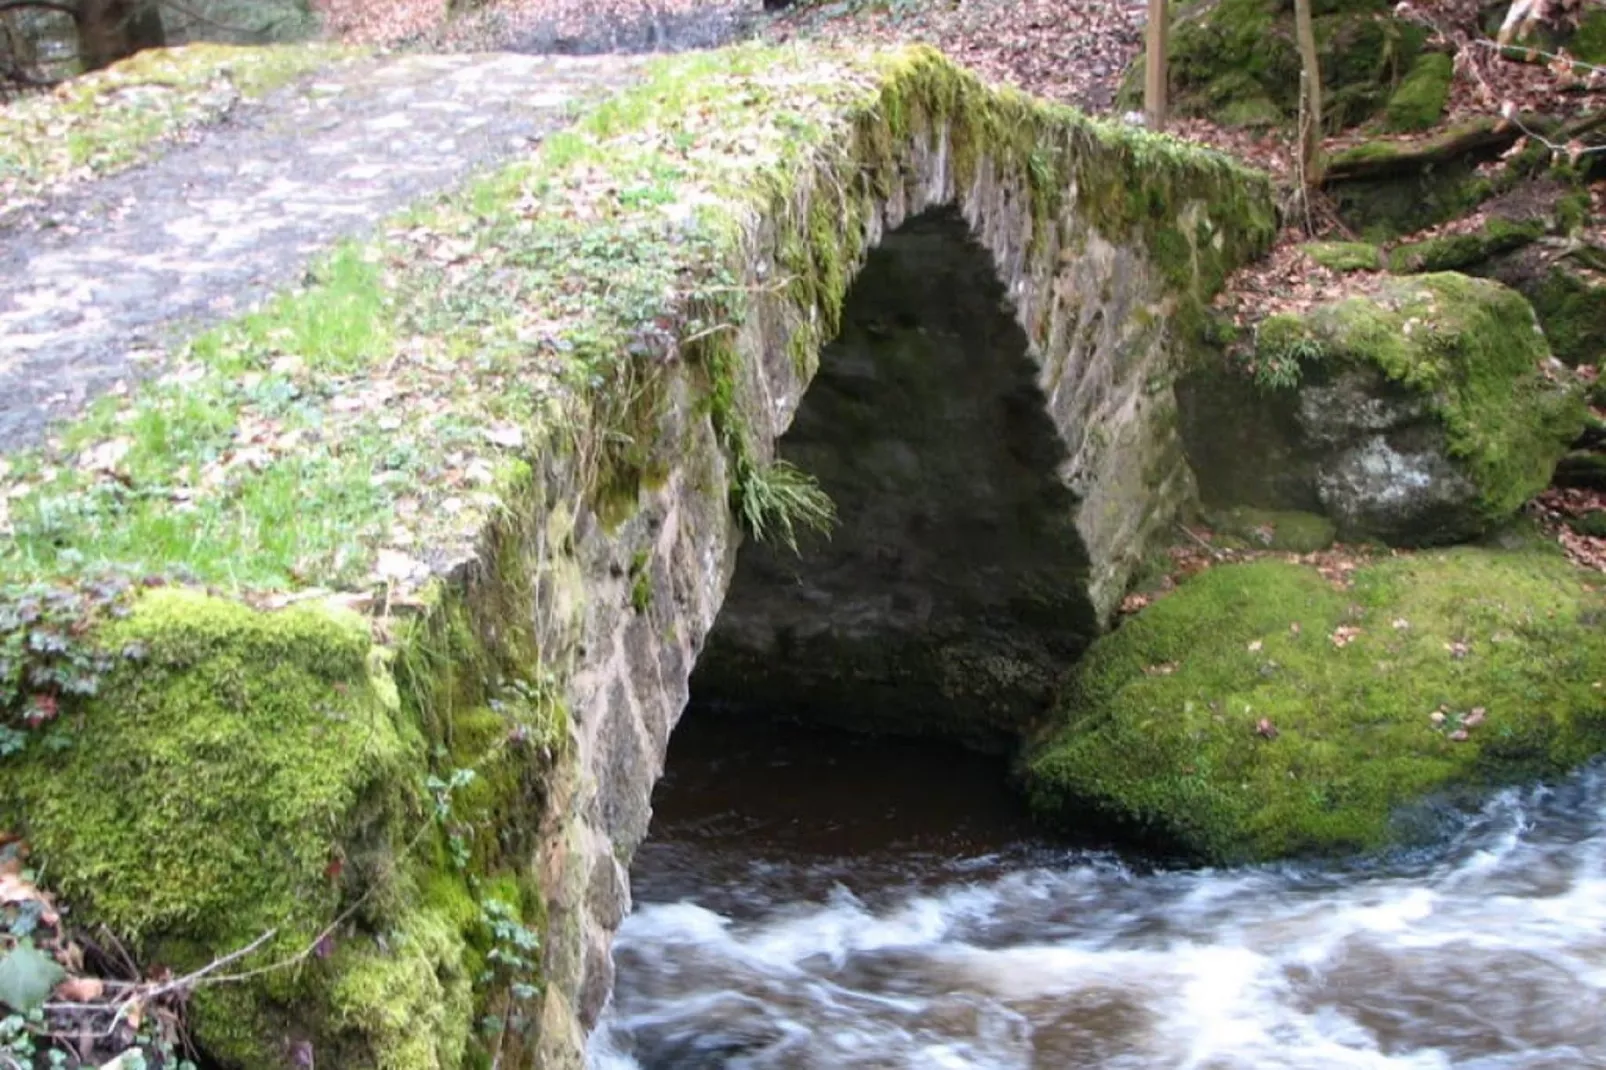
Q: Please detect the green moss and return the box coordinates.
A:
[1326,122,1500,239]
[1573,6,1606,65]
[1383,50,1452,132]
[327,908,473,1070]
[1569,510,1606,537]
[0,43,358,213]
[0,587,429,1064]
[1026,549,1606,862]
[1203,506,1338,551]
[1387,217,1544,274]
[1303,240,1382,272]
[0,587,414,941]
[1256,273,1585,524]
[1132,0,1425,130]
[1525,263,1606,367]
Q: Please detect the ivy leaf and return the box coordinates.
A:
[0,940,66,1012]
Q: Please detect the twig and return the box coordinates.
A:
[1178,523,1227,559]
[1500,104,1606,159]
[1469,34,1606,78]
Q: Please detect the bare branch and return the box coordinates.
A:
[1468,35,1606,77]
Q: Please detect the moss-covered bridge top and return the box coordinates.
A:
[0,43,1269,606]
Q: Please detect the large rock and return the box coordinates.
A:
[1024,548,1606,863]
[1122,0,1430,130]
[1179,273,1585,545]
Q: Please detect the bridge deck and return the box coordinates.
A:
[0,49,639,452]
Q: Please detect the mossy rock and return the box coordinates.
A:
[1303,240,1382,272]
[0,582,553,1068]
[1329,161,1493,242]
[1203,505,1338,551]
[1569,509,1606,537]
[1250,273,1584,542]
[1555,450,1606,490]
[1383,50,1452,132]
[1122,0,1426,130]
[1025,548,1606,863]
[1476,244,1606,367]
[1576,6,1606,64]
[0,589,468,1067]
[1386,217,1544,274]
[1524,262,1606,368]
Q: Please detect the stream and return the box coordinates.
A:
[588,709,1606,1069]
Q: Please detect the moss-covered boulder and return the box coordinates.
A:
[1387,217,1543,274]
[1025,548,1606,862]
[1124,0,1428,130]
[1477,244,1606,368]
[0,589,466,1067]
[1180,273,1585,544]
[1382,50,1452,132]
[1303,240,1382,272]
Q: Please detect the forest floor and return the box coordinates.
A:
[321,0,1606,567]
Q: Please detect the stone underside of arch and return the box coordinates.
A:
[0,45,1274,1070]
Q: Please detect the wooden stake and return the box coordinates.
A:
[1144,0,1167,129]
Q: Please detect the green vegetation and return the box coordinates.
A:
[1386,217,1543,273]
[1202,506,1337,552]
[0,43,357,214]
[1525,262,1606,367]
[1252,273,1585,523]
[1125,0,1427,131]
[0,42,1276,1067]
[1302,240,1382,272]
[1026,548,1606,862]
[1382,50,1452,132]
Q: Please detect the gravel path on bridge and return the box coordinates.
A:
[0,51,642,453]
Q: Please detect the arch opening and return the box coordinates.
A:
[690,206,1098,747]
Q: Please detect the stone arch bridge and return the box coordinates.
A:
[0,43,1272,1070]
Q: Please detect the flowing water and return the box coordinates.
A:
[588,709,1606,1069]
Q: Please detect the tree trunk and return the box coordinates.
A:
[1293,0,1323,187]
[1144,0,1167,129]
[75,0,164,72]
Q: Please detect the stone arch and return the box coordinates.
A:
[538,63,1277,1064]
[691,205,1098,746]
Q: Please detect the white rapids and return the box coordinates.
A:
[589,764,1606,1069]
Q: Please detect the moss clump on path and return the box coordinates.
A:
[0,43,357,217]
[1386,217,1543,274]
[1302,240,1381,272]
[1026,548,1606,862]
